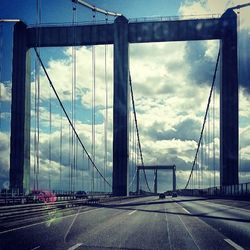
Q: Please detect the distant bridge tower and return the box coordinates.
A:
[136,165,176,194]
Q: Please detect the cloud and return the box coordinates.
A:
[0,132,10,188]
[0,82,11,102]
[179,0,250,93]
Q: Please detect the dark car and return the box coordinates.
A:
[75,191,88,199]
[159,193,166,199]
[172,192,177,198]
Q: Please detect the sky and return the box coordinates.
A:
[0,0,249,193]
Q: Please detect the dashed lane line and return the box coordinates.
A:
[165,208,172,250]
[180,206,190,214]
[64,209,80,243]
[0,207,104,235]
[68,243,83,250]
[30,246,40,250]
[128,210,137,215]
[224,239,244,250]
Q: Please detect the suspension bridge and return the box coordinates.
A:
[2,5,241,196]
[0,1,250,249]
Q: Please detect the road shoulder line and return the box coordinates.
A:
[68,243,83,250]
[128,210,137,215]
[224,239,244,250]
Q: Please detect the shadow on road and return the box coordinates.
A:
[90,198,250,224]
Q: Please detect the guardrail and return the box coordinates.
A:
[0,195,143,229]
[179,182,250,199]
[0,194,105,206]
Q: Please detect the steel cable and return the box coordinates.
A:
[129,72,152,193]
[184,49,220,189]
[34,47,112,188]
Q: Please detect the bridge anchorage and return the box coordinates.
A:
[9,8,238,196]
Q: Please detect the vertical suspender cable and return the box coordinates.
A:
[205,113,207,188]
[49,88,52,191]
[68,123,71,191]
[91,10,96,193]
[196,153,198,188]
[88,158,91,192]
[238,10,241,182]
[134,119,137,191]
[33,5,37,191]
[82,149,85,190]
[34,48,112,189]
[201,137,204,189]
[72,2,77,193]
[0,24,2,130]
[104,16,108,193]
[208,104,211,187]
[35,0,41,190]
[34,60,37,190]
[59,109,63,193]
[76,139,78,190]
[213,80,216,187]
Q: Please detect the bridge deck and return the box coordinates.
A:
[0,196,249,249]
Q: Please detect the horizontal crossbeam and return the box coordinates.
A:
[137,165,176,170]
[27,17,222,48]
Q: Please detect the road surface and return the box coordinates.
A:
[0,196,249,249]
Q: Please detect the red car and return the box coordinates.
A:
[29,190,57,203]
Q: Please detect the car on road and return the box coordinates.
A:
[172,192,178,197]
[75,191,88,199]
[159,193,166,199]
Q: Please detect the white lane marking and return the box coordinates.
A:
[128,210,137,215]
[177,213,200,249]
[68,243,83,250]
[181,206,190,214]
[175,201,191,214]
[165,208,172,250]
[31,246,40,250]
[0,207,103,235]
[64,209,80,242]
[224,239,244,250]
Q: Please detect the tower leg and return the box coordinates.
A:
[220,10,238,186]
[113,16,129,196]
[10,22,30,195]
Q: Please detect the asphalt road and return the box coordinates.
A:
[0,196,249,250]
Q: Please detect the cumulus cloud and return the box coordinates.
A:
[0,132,10,188]
[179,0,250,92]
[0,82,11,102]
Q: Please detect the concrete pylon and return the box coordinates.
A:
[112,16,129,196]
[220,9,238,186]
[10,22,30,195]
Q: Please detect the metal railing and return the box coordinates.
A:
[179,182,250,198]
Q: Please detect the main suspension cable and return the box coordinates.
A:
[184,49,220,189]
[34,47,111,188]
[71,0,122,17]
[129,72,152,193]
